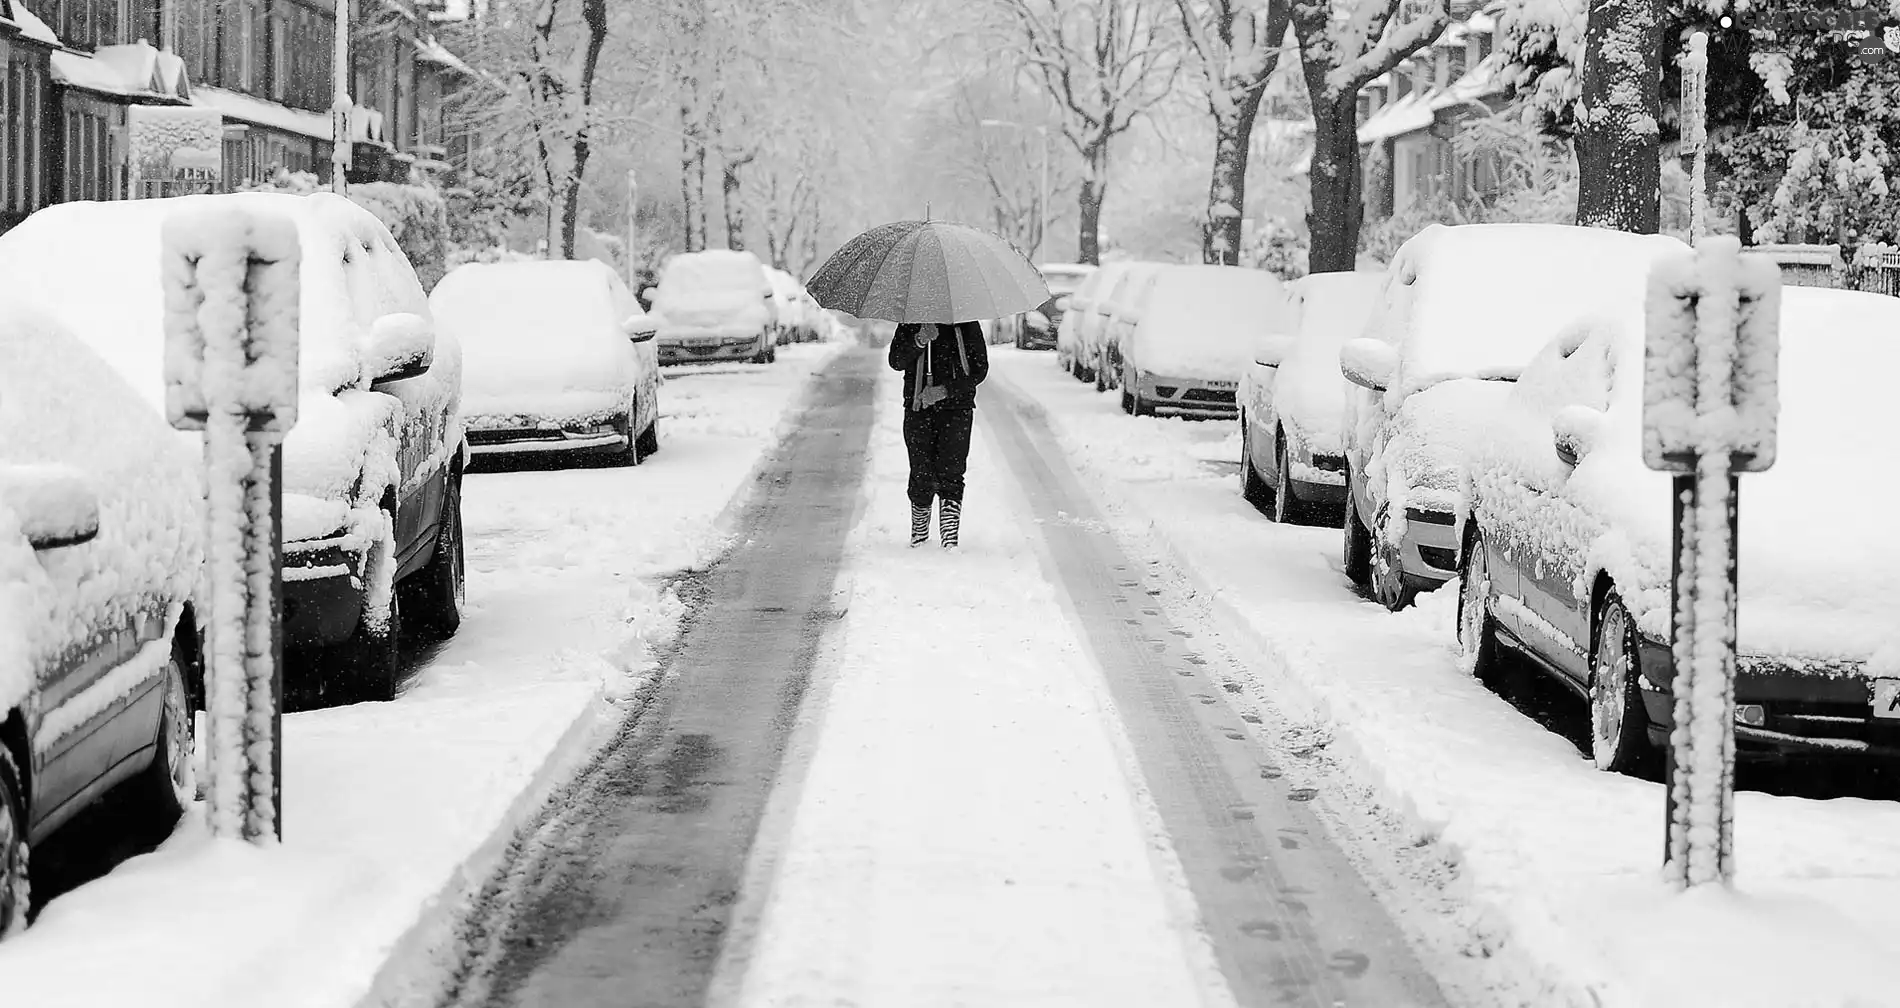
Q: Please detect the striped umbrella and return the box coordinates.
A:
[806,220,1053,324]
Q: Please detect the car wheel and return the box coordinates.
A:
[1132,384,1155,417]
[767,346,778,364]
[1239,418,1270,508]
[1591,592,1659,776]
[331,564,401,704]
[0,744,29,939]
[636,418,660,460]
[1456,522,1499,677]
[1270,432,1301,524]
[406,472,465,638]
[1371,525,1422,612]
[1120,384,1134,414]
[609,411,640,467]
[1095,354,1108,392]
[1342,483,1372,588]
[127,641,197,824]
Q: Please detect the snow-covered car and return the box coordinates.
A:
[430,260,661,466]
[1456,285,1900,772]
[1015,262,1094,351]
[0,193,466,703]
[0,303,205,935]
[1339,223,1690,612]
[1240,271,1383,524]
[651,250,777,365]
[765,267,823,344]
[1116,265,1292,419]
[1057,263,1126,381]
[1092,261,1169,392]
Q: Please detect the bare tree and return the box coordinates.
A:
[1290,0,1449,272]
[1173,0,1294,263]
[990,0,1183,264]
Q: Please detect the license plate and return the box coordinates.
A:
[1874,680,1900,719]
[1205,380,1237,390]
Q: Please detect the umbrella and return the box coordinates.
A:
[807,220,1052,324]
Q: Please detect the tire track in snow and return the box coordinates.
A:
[983,375,1449,1008]
[421,349,877,1008]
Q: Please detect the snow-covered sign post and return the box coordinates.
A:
[1643,236,1780,888]
[162,207,302,842]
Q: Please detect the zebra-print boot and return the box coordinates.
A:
[939,498,962,549]
[910,503,931,547]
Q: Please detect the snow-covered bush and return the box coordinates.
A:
[1240,216,1308,281]
[243,169,452,290]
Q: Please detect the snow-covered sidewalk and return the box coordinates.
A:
[0,346,845,1008]
[991,349,1900,1008]
[722,367,1234,1007]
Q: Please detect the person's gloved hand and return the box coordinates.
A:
[914,324,940,347]
[916,385,948,409]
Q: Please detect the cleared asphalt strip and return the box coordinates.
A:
[430,349,878,1008]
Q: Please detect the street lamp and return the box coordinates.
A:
[978,118,1050,263]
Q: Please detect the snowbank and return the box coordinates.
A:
[0,344,846,1007]
[431,260,641,426]
[1129,265,1292,381]
[994,352,1900,1008]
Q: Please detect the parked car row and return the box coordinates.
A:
[1238,222,1900,776]
[998,262,1095,350]
[0,191,718,936]
[1046,259,1292,422]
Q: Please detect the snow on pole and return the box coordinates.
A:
[1643,235,1780,889]
[162,205,301,843]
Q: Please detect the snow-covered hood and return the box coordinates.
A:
[1379,379,1517,522]
[653,301,770,335]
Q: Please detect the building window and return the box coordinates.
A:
[5,49,48,216]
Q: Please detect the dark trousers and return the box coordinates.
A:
[903,405,974,509]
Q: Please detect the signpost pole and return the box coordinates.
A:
[162,208,302,842]
[1643,236,1781,888]
[626,169,639,288]
[332,0,354,196]
[1681,31,1710,242]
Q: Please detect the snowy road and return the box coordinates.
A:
[432,349,878,1007]
[426,347,1442,1007]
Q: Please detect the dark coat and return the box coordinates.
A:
[888,321,989,410]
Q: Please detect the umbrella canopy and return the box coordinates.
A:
[807,220,1053,324]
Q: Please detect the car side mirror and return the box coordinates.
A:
[1552,404,1605,467]
[3,465,101,550]
[1254,334,1296,368]
[624,314,658,342]
[368,312,435,385]
[1340,338,1397,393]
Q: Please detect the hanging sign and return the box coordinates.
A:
[128,105,224,197]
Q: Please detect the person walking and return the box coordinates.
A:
[889,320,989,549]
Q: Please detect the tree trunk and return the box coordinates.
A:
[1304,93,1364,273]
[722,159,747,250]
[1203,86,1265,264]
[1574,0,1662,232]
[557,0,608,259]
[1076,142,1108,265]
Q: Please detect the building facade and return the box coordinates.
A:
[0,0,471,233]
[1354,5,1511,225]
